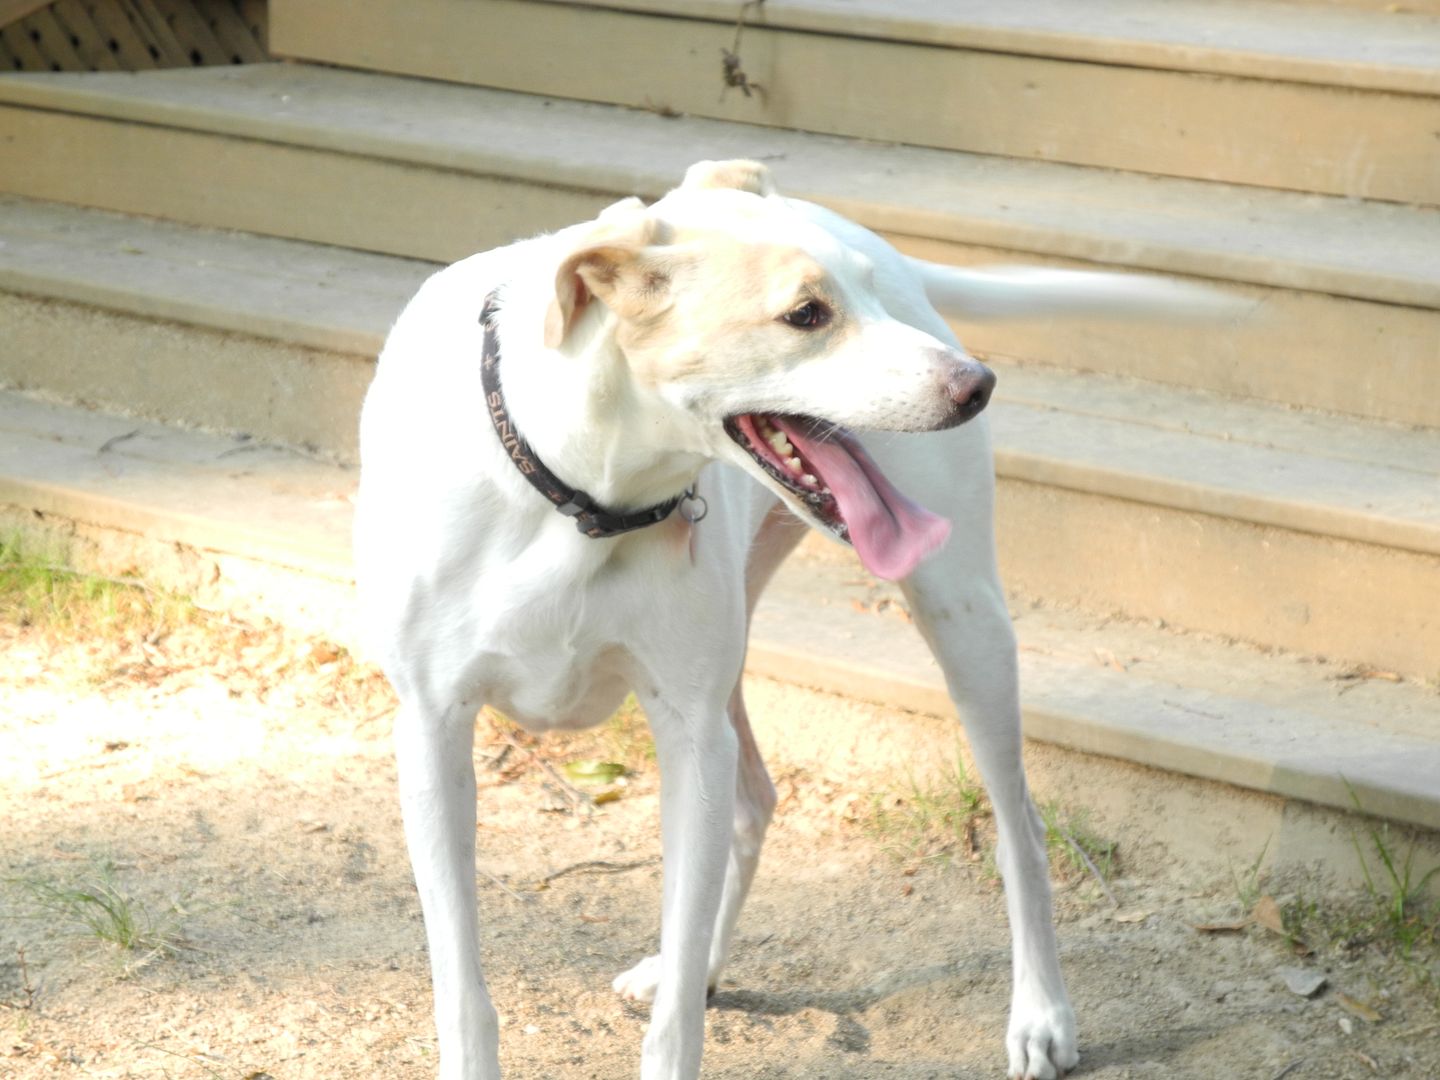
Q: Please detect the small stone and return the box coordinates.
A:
[1278,967,1327,998]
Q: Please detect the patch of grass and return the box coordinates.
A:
[1344,785,1440,975]
[0,535,195,639]
[1040,801,1118,892]
[1255,790,1440,1007]
[861,751,989,867]
[1229,837,1272,911]
[6,861,188,969]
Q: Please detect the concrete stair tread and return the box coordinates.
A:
[0,194,431,356]
[992,363,1440,557]
[547,0,1440,94]
[753,551,1440,832]
[2,64,1437,307]
[2,387,1434,830]
[0,392,353,576]
[265,0,1440,204]
[2,195,1435,561]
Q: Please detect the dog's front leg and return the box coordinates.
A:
[394,701,501,1080]
[902,571,1078,1080]
[634,688,738,1080]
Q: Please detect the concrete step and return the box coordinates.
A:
[1,65,1436,428]
[3,388,1435,838]
[990,367,1440,678]
[268,0,1440,205]
[0,195,430,461]
[2,196,1436,674]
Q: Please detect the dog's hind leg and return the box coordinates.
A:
[707,501,807,981]
[393,698,501,1080]
[870,425,1079,1080]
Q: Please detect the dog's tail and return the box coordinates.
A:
[907,259,1256,324]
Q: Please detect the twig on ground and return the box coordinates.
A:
[38,754,126,781]
[352,704,395,732]
[0,946,37,1012]
[1269,1060,1304,1080]
[497,728,595,812]
[1055,824,1120,908]
[537,858,660,886]
[537,758,595,813]
[0,563,153,593]
[477,866,532,904]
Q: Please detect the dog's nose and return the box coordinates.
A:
[940,359,996,427]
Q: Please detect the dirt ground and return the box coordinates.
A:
[2,604,1438,1080]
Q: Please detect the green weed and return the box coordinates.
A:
[1039,801,1119,900]
[7,862,188,967]
[0,535,194,638]
[1345,784,1440,964]
[1229,837,1272,911]
[861,751,989,866]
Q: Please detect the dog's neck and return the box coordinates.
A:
[489,285,707,523]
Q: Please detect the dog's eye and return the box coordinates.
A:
[781,301,830,330]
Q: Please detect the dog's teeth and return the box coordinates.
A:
[786,456,803,473]
[802,473,817,486]
[767,431,793,455]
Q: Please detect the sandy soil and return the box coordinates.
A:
[2,610,1437,1080]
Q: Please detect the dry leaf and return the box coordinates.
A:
[1093,647,1126,672]
[562,760,626,784]
[1336,992,1383,1023]
[1190,918,1251,933]
[309,642,342,665]
[1349,1049,1379,1073]
[1252,895,1286,935]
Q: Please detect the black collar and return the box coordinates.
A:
[480,293,697,539]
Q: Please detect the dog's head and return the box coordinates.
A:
[543,160,994,579]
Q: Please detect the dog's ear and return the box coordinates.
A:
[680,159,777,196]
[546,207,670,348]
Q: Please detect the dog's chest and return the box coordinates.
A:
[472,564,648,732]
[481,638,631,733]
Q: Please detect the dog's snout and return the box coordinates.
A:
[938,357,996,427]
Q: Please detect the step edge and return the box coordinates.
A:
[745,638,1440,833]
[995,449,1440,559]
[0,266,386,358]
[2,68,1436,308]
[532,0,1440,95]
[0,472,353,581]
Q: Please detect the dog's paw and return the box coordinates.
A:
[1006,999,1079,1080]
[612,955,662,1003]
[612,956,721,1004]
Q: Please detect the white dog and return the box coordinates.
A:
[355,159,1235,1080]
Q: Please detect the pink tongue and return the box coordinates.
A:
[775,419,951,580]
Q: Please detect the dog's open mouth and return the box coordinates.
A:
[724,413,952,581]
